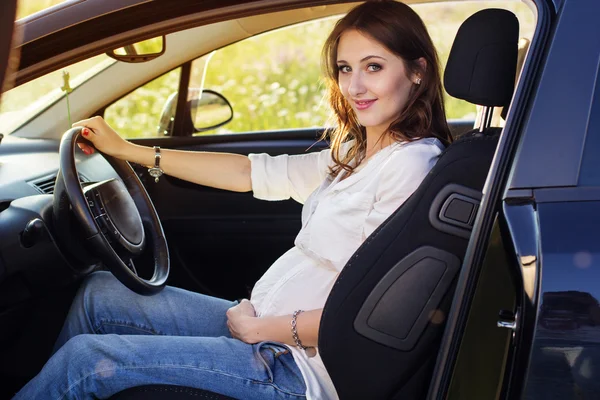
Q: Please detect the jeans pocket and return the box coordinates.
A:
[255,341,307,397]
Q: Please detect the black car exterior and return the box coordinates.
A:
[431,0,600,398]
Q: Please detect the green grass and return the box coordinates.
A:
[104,69,182,138]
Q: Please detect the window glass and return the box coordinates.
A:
[197,19,336,134]
[104,68,181,139]
[0,55,116,134]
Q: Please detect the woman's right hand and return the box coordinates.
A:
[72,116,131,159]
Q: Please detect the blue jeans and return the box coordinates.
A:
[13,271,307,400]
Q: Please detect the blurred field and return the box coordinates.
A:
[9,0,534,138]
[16,0,65,19]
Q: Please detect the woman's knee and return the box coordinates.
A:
[17,335,112,399]
[55,334,118,380]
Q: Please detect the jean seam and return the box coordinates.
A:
[58,364,307,400]
[93,320,163,335]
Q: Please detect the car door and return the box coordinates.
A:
[428,0,600,398]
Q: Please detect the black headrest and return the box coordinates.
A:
[444,9,519,107]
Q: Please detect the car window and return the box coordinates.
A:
[0,55,116,134]
[195,18,336,135]
[104,68,181,139]
[100,1,535,138]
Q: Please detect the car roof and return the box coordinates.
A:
[15,0,352,84]
[15,0,453,85]
[18,0,151,44]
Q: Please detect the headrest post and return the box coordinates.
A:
[479,106,493,132]
[485,106,494,129]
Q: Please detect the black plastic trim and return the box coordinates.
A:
[429,184,482,239]
[440,194,477,227]
[505,188,534,200]
[173,61,191,136]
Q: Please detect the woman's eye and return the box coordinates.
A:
[338,65,351,73]
[367,63,382,72]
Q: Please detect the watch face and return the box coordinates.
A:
[148,167,162,178]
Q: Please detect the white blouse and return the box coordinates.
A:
[248,137,444,400]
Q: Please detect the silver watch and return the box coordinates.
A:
[148,146,164,183]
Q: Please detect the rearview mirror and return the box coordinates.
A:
[107,36,165,63]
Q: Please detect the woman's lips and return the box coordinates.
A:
[354,99,377,110]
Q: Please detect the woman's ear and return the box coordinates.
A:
[413,57,427,84]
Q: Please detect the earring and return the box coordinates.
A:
[415,77,422,85]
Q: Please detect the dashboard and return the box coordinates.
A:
[0,136,63,204]
[0,135,119,292]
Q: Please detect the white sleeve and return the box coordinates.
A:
[248,148,333,204]
[363,143,442,239]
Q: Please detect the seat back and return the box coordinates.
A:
[319,9,519,400]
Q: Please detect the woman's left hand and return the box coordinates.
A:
[226,299,261,344]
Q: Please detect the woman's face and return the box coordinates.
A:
[336,29,418,135]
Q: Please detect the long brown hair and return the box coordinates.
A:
[322,0,452,176]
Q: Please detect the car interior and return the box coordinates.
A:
[0,0,535,399]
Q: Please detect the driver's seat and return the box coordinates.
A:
[110,8,519,400]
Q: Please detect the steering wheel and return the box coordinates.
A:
[53,127,169,295]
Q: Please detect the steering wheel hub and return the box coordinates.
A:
[84,179,145,255]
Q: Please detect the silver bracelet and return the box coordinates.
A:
[291,310,317,357]
[291,310,308,350]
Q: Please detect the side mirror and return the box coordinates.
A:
[157,89,233,136]
[107,36,165,63]
[190,89,234,133]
